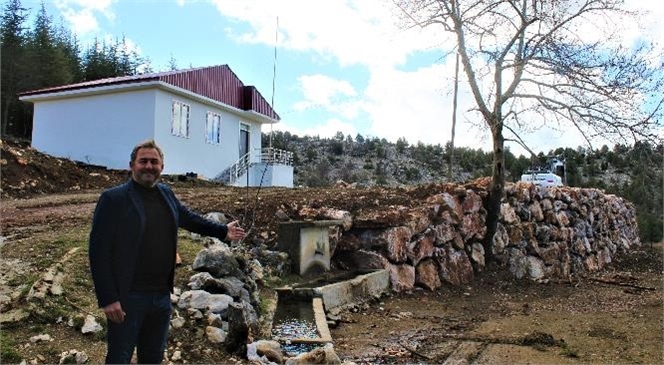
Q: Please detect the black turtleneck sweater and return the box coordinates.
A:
[130,180,176,293]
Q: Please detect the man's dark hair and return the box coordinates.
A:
[130,139,164,165]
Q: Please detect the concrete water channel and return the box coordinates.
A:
[271,220,391,354]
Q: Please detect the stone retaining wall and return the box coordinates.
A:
[331,181,641,291]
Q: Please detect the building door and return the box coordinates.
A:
[239,123,250,159]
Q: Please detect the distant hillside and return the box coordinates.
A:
[1,132,659,243]
[263,131,663,243]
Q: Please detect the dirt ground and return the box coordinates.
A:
[330,245,663,364]
[1,188,662,364]
[1,138,663,364]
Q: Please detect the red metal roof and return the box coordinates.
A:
[19,65,279,121]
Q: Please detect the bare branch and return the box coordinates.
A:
[503,123,537,158]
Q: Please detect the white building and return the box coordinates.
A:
[19,65,293,187]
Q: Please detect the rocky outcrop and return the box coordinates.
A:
[171,236,268,356]
[331,181,640,289]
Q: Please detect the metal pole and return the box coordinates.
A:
[270,16,279,149]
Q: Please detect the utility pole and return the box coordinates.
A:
[448,51,460,181]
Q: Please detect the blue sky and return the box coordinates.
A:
[24,0,664,157]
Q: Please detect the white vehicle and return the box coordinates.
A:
[520,171,563,187]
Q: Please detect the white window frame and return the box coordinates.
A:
[171,100,190,138]
[205,111,222,144]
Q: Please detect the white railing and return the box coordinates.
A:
[228,152,252,184]
[260,147,293,166]
[226,147,292,185]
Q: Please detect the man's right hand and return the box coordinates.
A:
[103,301,125,323]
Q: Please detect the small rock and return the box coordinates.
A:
[285,343,340,365]
[171,317,186,328]
[171,350,182,361]
[207,313,223,327]
[247,340,283,364]
[205,326,227,343]
[187,308,204,319]
[81,315,102,334]
[59,350,88,364]
[30,334,52,343]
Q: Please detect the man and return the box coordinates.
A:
[89,139,245,364]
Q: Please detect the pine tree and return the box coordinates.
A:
[0,0,28,136]
[82,36,143,80]
[25,3,73,89]
[53,18,83,83]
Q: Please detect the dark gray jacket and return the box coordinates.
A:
[89,180,227,308]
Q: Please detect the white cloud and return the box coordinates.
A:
[622,1,664,46]
[207,0,538,153]
[53,0,115,13]
[294,74,357,108]
[60,8,99,34]
[210,0,442,68]
[292,74,365,119]
[53,0,115,36]
[363,60,491,148]
[567,0,664,56]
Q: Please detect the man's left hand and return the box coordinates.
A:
[225,220,246,241]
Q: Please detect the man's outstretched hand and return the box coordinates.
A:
[225,220,246,241]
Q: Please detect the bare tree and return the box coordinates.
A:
[394,0,663,262]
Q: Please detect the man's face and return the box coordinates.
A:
[130,148,163,187]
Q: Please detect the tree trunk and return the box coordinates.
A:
[1,97,10,136]
[483,124,505,263]
[1,60,16,136]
